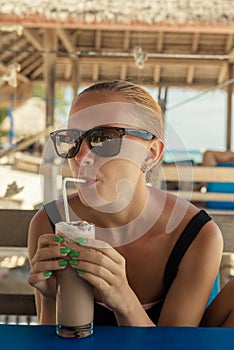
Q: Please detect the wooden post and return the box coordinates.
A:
[72,57,80,99]
[44,29,57,127]
[226,63,233,150]
[42,29,60,203]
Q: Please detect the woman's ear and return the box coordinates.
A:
[143,139,164,171]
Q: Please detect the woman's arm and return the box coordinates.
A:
[158,220,223,326]
[27,209,70,324]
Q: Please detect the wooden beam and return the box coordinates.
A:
[156,31,164,52]
[229,49,234,64]
[120,64,127,80]
[60,55,225,67]
[19,53,41,70]
[0,31,18,47]
[23,28,43,50]
[56,28,77,59]
[0,209,36,246]
[1,15,234,34]
[92,63,99,81]
[6,50,28,66]
[95,30,102,50]
[71,30,83,45]
[226,63,233,150]
[123,30,130,51]
[44,29,57,127]
[191,33,200,53]
[186,65,195,85]
[153,65,161,84]
[21,57,43,76]
[30,64,43,79]
[64,61,72,80]
[226,34,234,53]
[217,64,228,84]
[162,165,234,182]
[0,37,28,61]
[72,58,80,98]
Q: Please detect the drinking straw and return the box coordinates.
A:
[62,177,86,222]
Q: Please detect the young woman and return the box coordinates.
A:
[28,80,234,327]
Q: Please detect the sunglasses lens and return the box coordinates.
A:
[53,130,80,158]
[88,128,122,157]
[51,128,123,158]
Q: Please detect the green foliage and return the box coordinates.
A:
[32,84,46,99]
[32,83,70,121]
[0,107,8,126]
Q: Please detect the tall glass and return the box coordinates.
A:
[55,221,95,338]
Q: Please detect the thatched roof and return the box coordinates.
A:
[0,0,233,24]
[0,0,233,109]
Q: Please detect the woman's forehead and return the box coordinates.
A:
[68,101,157,134]
[70,90,128,113]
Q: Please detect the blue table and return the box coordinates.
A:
[1,324,234,350]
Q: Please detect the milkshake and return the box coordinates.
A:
[55,220,95,338]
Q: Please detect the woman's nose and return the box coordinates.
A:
[74,139,94,165]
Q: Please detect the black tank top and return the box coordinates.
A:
[44,201,211,325]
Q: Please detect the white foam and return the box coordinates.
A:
[56,221,95,241]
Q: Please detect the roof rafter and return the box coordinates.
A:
[95,30,102,50]
[186,65,195,85]
[56,28,77,60]
[156,32,164,53]
[92,63,99,81]
[23,28,43,51]
[191,33,200,53]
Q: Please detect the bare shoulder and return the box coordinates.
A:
[28,207,54,258]
[193,216,223,252]
[156,188,223,249]
[29,207,53,234]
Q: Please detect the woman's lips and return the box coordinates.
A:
[77,177,97,186]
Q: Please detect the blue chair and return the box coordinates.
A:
[206,163,234,210]
[207,274,220,306]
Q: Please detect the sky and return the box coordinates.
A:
[163,87,234,152]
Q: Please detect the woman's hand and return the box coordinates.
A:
[69,237,133,315]
[28,233,71,299]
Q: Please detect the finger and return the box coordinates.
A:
[76,237,111,249]
[76,237,123,264]
[31,259,68,274]
[70,249,120,276]
[35,246,71,262]
[38,233,61,248]
[74,259,117,286]
[28,270,54,289]
[76,269,111,291]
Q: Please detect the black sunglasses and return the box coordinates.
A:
[50,126,155,159]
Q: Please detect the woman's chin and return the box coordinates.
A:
[81,193,132,214]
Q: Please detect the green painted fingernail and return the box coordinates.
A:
[77,237,87,244]
[77,269,85,274]
[60,247,71,254]
[44,271,52,277]
[54,236,63,243]
[59,260,68,267]
[69,251,79,257]
[69,259,78,265]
